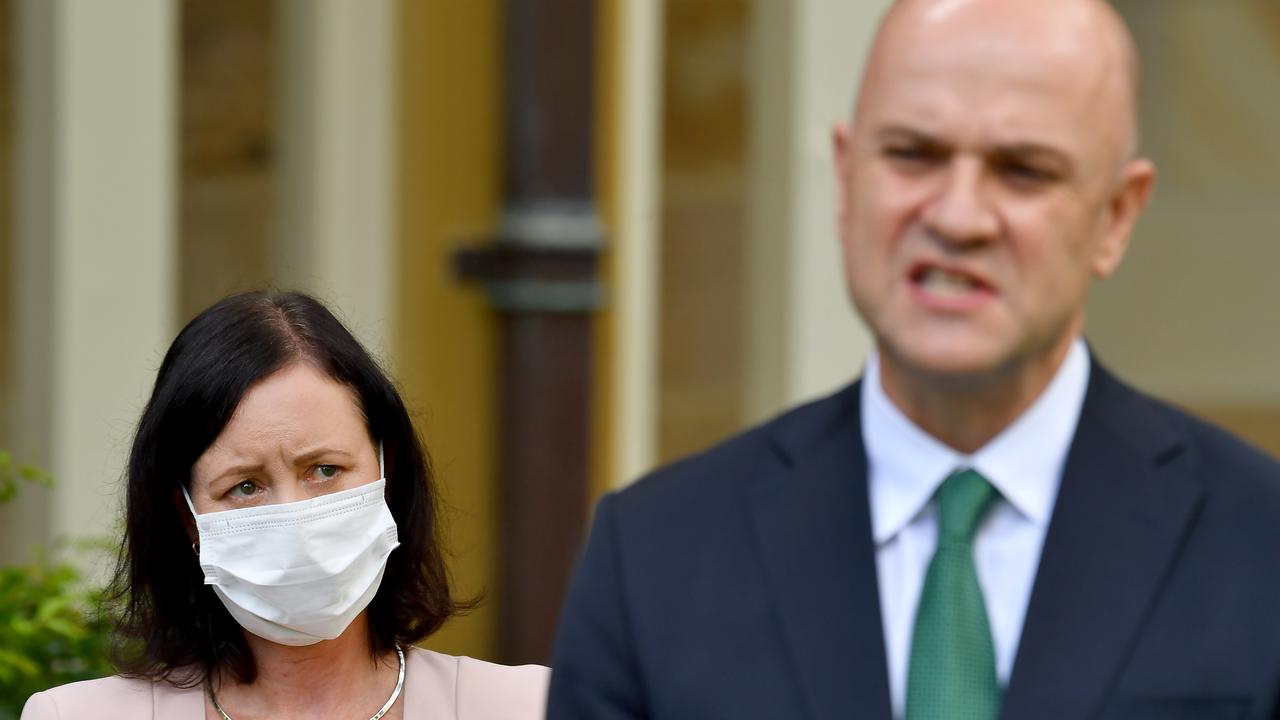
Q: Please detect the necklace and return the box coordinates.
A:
[208,644,405,720]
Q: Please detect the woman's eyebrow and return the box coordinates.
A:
[210,462,264,486]
[292,446,355,466]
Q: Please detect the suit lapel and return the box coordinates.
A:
[747,384,893,720]
[1000,364,1205,720]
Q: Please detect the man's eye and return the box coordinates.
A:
[316,465,340,480]
[883,145,944,170]
[1000,162,1056,185]
[885,146,933,161]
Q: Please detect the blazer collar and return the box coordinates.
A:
[745,356,1205,720]
[999,359,1205,719]
[151,678,206,717]
[747,382,894,720]
[168,649,445,718]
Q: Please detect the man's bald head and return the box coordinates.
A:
[859,0,1142,163]
[831,0,1157,437]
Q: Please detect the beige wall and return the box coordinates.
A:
[653,0,891,461]
[1,0,409,566]
[745,0,886,423]
[1,0,12,449]
[394,0,504,659]
[658,0,1280,458]
[1091,1,1280,452]
[275,0,396,359]
[3,0,177,569]
[655,1,751,462]
[602,0,663,488]
[180,0,275,322]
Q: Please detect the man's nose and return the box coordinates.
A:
[921,159,998,246]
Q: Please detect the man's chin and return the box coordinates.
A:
[879,342,1017,391]
[878,329,1080,400]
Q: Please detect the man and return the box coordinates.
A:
[548,0,1280,718]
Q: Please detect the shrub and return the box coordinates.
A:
[0,451,52,504]
[0,452,114,719]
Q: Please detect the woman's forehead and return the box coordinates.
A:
[194,364,368,471]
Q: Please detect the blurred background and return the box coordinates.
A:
[0,0,1277,694]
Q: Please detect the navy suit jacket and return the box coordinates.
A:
[548,361,1280,719]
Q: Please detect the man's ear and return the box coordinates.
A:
[1093,156,1156,278]
[833,122,855,232]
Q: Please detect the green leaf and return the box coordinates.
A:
[17,464,53,486]
[36,595,74,622]
[0,480,115,713]
[8,616,36,637]
[0,649,40,678]
[0,450,54,506]
[44,618,87,641]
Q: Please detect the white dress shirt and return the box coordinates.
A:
[862,339,1090,719]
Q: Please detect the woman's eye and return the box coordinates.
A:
[315,464,340,480]
[229,480,259,497]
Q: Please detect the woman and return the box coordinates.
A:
[22,291,548,719]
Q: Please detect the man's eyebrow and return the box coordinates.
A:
[990,142,1070,163]
[873,125,1074,170]
[873,125,946,147]
[988,143,1075,175]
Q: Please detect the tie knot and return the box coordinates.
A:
[936,469,999,542]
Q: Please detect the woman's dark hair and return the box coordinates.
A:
[107,290,464,686]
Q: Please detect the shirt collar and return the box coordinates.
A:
[863,339,1091,545]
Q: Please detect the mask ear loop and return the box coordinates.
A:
[379,442,385,480]
[181,484,201,555]
[181,483,199,516]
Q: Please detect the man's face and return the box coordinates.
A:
[835,4,1149,386]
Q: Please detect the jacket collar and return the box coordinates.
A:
[745,357,1204,720]
[748,383,894,720]
[999,360,1204,719]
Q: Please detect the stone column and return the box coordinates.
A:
[275,0,397,359]
[607,0,664,488]
[5,0,176,570]
[745,0,889,423]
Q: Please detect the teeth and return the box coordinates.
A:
[919,268,978,295]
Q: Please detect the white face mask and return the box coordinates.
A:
[182,446,400,646]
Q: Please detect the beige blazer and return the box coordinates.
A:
[20,648,548,720]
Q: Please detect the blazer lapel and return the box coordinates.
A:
[747,383,893,720]
[1000,364,1206,720]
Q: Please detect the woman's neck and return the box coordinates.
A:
[211,616,402,720]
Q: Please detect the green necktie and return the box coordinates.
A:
[905,469,1001,720]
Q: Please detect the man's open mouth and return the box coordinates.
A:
[910,264,994,297]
